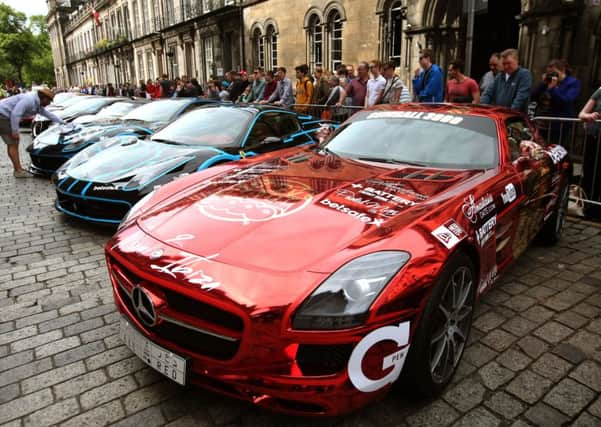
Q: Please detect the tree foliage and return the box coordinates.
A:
[0,4,55,86]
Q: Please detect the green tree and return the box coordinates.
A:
[0,5,55,86]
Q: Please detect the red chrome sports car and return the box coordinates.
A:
[107,104,571,415]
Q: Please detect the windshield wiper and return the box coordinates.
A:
[356,157,429,167]
[320,146,340,157]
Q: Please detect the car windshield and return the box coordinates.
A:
[151,107,251,148]
[54,95,85,108]
[122,100,187,122]
[61,98,113,116]
[96,102,138,118]
[324,111,499,169]
[53,93,76,106]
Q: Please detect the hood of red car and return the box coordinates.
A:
[137,152,484,273]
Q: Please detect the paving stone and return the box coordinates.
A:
[506,370,553,404]
[552,342,588,364]
[524,402,570,427]
[499,281,528,296]
[14,310,58,329]
[525,285,558,301]
[9,329,62,353]
[573,302,601,318]
[53,340,105,367]
[63,317,103,336]
[496,348,532,371]
[60,400,125,427]
[543,290,587,311]
[80,375,138,410]
[0,357,53,387]
[502,316,538,337]
[504,294,537,312]
[480,329,517,352]
[474,312,506,333]
[522,305,555,324]
[21,361,86,394]
[442,378,486,412]
[530,353,573,382]
[588,396,601,418]
[462,343,498,368]
[406,400,460,427]
[111,406,167,427]
[569,360,601,392]
[533,321,574,344]
[0,388,53,424]
[80,304,115,321]
[0,383,20,405]
[543,378,596,416]
[554,310,589,329]
[122,380,181,415]
[23,398,80,427]
[53,369,108,400]
[0,326,38,346]
[35,336,81,359]
[0,350,33,372]
[134,367,165,387]
[84,345,132,371]
[478,361,515,390]
[484,391,526,419]
[106,356,146,379]
[517,335,549,359]
[80,323,119,344]
[567,330,601,355]
[572,412,601,427]
[452,406,501,427]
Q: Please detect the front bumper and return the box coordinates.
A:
[55,176,133,225]
[106,231,411,416]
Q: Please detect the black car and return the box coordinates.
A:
[53,105,329,225]
[28,98,213,175]
[31,96,128,137]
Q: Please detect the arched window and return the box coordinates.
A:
[308,15,323,70]
[253,28,265,69]
[266,24,278,70]
[327,11,343,72]
[386,1,404,66]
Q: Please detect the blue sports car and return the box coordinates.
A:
[53,105,330,225]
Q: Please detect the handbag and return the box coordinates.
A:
[568,184,586,217]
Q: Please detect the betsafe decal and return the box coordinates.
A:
[348,322,410,393]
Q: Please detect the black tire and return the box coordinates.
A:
[401,251,476,397]
[539,181,569,245]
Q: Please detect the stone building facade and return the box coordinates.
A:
[49,0,601,101]
[243,0,601,102]
[47,0,243,88]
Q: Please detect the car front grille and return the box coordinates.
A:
[30,153,68,173]
[296,344,353,376]
[110,256,243,360]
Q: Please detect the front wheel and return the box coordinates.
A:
[401,252,476,397]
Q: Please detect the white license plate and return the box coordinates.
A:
[120,317,188,385]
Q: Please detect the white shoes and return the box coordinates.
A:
[13,169,34,178]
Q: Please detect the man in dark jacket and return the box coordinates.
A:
[481,49,532,113]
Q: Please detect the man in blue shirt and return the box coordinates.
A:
[481,49,532,113]
[412,49,444,103]
[0,89,64,177]
[262,67,294,108]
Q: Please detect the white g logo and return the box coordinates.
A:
[347,322,411,393]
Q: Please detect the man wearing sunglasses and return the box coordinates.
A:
[412,49,444,103]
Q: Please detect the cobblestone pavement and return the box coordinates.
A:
[1,133,600,427]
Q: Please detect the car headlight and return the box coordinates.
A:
[118,190,156,230]
[292,251,411,330]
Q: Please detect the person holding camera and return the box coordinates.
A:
[532,59,580,119]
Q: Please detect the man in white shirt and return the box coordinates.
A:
[0,89,64,177]
[365,60,386,107]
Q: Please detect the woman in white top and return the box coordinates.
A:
[381,61,411,104]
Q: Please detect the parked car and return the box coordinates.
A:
[31,96,119,137]
[22,92,84,130]
[54,105,327,225]
[27,98,209,175]
[105,104,571,415]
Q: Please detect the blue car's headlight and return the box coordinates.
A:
[292,251,411,330]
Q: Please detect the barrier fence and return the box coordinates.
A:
[531,117,601,217]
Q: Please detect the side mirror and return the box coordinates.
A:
[261,136,282,145]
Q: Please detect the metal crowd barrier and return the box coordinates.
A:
[531,116,601,216]
[290,104,365,122]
